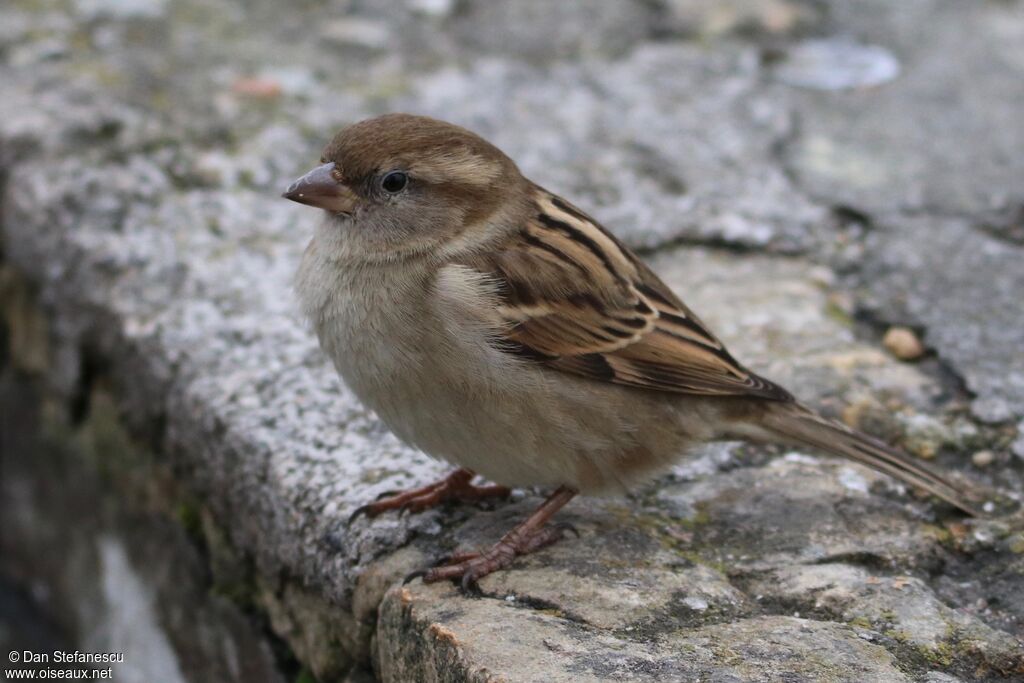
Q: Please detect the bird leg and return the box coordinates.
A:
[408,486,578,592]
[348,468,510,523]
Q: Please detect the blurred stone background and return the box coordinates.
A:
[1,0,1023,681]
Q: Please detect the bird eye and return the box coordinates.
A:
[380,171,408,193]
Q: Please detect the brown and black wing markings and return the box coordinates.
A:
[463,186,793,402]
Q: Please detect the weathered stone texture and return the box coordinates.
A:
[2,0,1023,681]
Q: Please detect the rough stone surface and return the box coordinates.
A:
[2,0,1023,682]
[857,215,1024,425]
[379,585,911,683]
[780,1,1024,217]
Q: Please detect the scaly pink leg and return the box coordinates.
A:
[348,468,511,524]
[406,486,578,592]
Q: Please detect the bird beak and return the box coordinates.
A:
[282,162,358,214]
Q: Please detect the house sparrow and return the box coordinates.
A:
[286,113,977,590]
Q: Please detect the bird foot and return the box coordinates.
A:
[404,486,578,592]
[348,468,510,524]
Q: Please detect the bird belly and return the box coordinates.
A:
[306,263,717,495]
[329,317,711,493]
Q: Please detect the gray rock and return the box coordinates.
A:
[660,0,825,38]
[923,674,964,683]
[773,37,901,91]
[2,0,1023,681]
[74,0,168,21]
[857,215,1024,422]
[378,590,912,683]
[0,376,288,683]
[745,563,1023,661]
[446,0,659,62]
[781,1,1024,216]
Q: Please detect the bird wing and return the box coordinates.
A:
[456,187,793,401]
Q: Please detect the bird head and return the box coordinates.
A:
[284,113,527,261]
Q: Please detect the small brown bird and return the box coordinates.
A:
[285,114,976,590]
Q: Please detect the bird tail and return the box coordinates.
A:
[761,403,980,516]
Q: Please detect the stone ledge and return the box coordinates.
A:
[2,1,1023,682]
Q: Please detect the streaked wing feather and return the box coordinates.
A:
[461,186,792,401]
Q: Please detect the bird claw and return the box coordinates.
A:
[393,488,578,591]
[414,515,576,588]
[402,569,427,586]
[342,469,512,528]
[347,504,373,526]
[459,573,484,596]
[402,567,483,596]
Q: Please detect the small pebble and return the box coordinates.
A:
[776,38,901,90]
[1009,534,1024,554]
[883,326,925,361]
[231,77,282,99]
[971,450,995,467]
[683,596,709,611]
[321,18,391,50]
[409,0,454,16]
